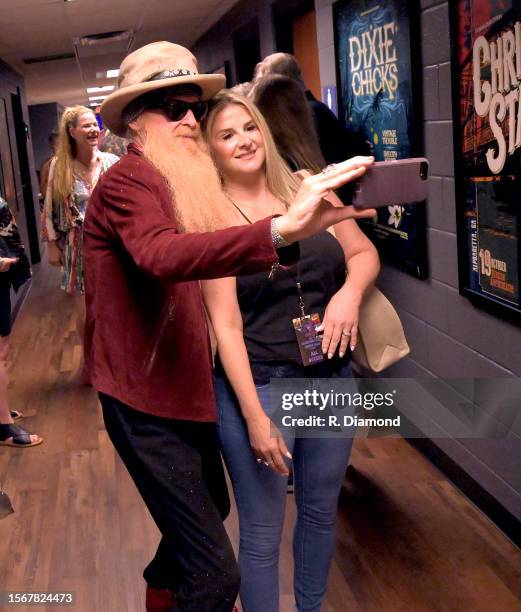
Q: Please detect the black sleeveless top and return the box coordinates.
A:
[235,231,347,364]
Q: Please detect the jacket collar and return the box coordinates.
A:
[128,142,144,156]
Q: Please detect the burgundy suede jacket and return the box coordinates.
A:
[83,144,282,420]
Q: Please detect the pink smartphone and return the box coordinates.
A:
[351,158,429,209]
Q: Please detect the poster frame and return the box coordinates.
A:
[449,1,521,326]
[333,0,428,280]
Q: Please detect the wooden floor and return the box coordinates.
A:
[0,261,520,612]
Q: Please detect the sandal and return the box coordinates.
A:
[0,423,43,447]
[10,410,23,422]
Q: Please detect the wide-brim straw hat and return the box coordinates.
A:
[101,41,225,137]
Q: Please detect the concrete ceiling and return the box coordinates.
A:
[0,0,240,107]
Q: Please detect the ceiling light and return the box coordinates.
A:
[106,69,119,78]
[89,95,108,101]
[86,85,114,93]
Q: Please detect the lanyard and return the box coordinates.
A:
[295,278,307,317]
[231,201,307,317]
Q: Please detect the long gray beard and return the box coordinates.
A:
[142,127,239,233]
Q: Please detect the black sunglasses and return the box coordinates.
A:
[151,99,209,122]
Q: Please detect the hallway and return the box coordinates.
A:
[0,262,520,612]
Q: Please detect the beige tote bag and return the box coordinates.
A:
[351,286,410,373]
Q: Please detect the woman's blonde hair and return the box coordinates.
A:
[51,105,94,203]
[204,91,301,208]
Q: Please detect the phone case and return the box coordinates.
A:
[352,158,429,209]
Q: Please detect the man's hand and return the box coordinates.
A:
[47,241,64,267]
[275,156,376,243]
[0,257,18,273]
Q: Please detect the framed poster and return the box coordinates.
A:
[450,1,521,323]
[333,0,428,279]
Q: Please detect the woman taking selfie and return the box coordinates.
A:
[202,91,379,612]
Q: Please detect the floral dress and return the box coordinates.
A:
[42,152,118,293]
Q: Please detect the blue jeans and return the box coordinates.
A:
[215,361,355,612]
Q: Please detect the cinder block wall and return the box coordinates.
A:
[315,0,521,521]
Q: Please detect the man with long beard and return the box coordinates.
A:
[83,42,374,612]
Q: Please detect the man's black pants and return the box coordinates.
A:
[100,393,240,612]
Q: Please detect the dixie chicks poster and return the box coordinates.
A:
[334,0,427,278]
[456,0,521,313]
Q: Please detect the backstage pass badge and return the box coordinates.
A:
[292,313,324,366]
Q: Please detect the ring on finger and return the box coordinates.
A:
[321,164,337,174]
[341,330,351,337]
[256,457,262,464]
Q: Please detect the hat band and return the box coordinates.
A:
[148,69,198,82]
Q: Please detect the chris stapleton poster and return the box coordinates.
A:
[454,0,521,319]
[334,0,428,279]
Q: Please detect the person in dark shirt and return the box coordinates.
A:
[202,90,379,612]
[253,52,371,164]
[306,88,371,162]
[253,73,325,173]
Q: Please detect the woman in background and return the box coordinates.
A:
[252,52,371,165]
[42,106,118,346]
[252,71,370,205]
[252,73,324,173]
[202,92,379,611]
